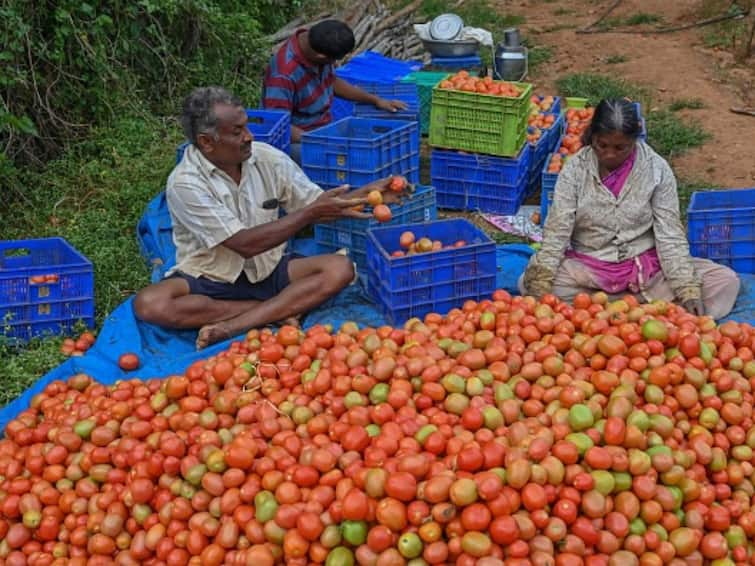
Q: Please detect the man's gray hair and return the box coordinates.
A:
[180,86,244,144]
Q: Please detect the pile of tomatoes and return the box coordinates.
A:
[527,96,559,145]
[546,107,596,174]
[389,231,467,258]
[438,72,523,98]
[1,290,755,566]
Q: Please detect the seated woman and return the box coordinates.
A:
[521,98,740,319]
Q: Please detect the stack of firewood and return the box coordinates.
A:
[268,0,427,61]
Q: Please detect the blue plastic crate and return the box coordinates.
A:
[430,55,482,70]
[352,82,421,122]
[331,97,355,121]
[531,95,562,116]
[540,154,560,225]
[529,112,564,171]
[366,218,497,325]
[431,143,531,215]
[314,185,437,270]
[0,238,94,342]
[337,51,422,84]
[301,117,420,188]
[687,188,755,273]
[176,108,291,163]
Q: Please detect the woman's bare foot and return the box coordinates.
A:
[196,321,232,350]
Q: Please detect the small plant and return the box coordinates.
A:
[646,110,710,159]
[528,46,554,73]
[669,98,705,111]
[624,12,663,26]
[605,54,628,64]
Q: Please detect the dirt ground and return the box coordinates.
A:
[509,0,755,188]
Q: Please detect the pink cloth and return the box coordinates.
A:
[566,147,662,294]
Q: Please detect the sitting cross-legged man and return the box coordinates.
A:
[134,86,404,348]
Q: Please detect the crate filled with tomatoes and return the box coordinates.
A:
[0,237,94,343]
[428,71,533,158]
[526,95,564,195]
[366,218,496,324]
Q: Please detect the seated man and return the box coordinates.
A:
[134,86,400,348]
[262,19,408,163]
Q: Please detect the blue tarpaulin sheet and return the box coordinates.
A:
[2,192,754,434]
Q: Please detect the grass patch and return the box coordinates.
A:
[528,46,554,74]
[605,54,628,64]
[2,115,177,320]
[0,338,69,406]
[669,98,705,111]
[646,110,711,159]
[0,112,179,397]
[624,12,663,26]
[703,19,749,49]
[542,23,579,33]
[556,73,648,107]
[554,7,574,15]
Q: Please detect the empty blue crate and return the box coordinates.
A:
[176,108,291,163]
[302,117,420,188]
[687,188,755,273]
[431,143,531,215]
[314,185,437,270]
[0,238,94,342]
[331,97,354,121]
[366,218,497,325]
[352,82,420,122]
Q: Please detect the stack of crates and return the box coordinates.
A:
[428,74,534,215]
[301,117,420,189]
[0,238,94,343]
[525,96,564,197]
[176,109,291,163]
[539,99,646,225]
[330,52,423,121]
[400,71,450,136]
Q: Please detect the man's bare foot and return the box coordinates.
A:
[196,321,232,350]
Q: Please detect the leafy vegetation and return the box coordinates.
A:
[1,0,300,205]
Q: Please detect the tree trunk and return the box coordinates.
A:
[736,0,755,62]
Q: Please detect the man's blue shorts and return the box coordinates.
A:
[169,255,294,302]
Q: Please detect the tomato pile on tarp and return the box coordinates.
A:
[1,290,755,566]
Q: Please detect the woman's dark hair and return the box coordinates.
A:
[309,20,355,60]
[582,98,642,146]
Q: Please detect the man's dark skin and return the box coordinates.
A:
[289,30,408,143]
[133,103,406,348]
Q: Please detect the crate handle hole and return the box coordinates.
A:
[4,248,30,258]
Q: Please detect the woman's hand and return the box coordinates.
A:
[682,298,705,316]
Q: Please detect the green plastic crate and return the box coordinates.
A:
[428,82,533,157]
[402,71,450,136]
[564,97,589,109]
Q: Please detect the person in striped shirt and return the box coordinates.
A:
[262,19,407,162]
